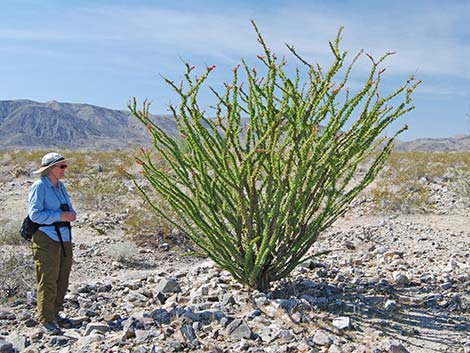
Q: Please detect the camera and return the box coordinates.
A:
[60,203,70,212]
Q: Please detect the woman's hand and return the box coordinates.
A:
[61,212,76,222]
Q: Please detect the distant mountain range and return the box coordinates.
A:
[1,99,469,152]
[393,135,470,152]
[0,99,178,150]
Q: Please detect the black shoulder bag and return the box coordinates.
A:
[19,216,41,241]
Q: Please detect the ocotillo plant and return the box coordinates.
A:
[127,22,420,290]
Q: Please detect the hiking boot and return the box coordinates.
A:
[42,321,62,335]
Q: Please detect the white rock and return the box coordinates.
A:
[328,344,343,353]
[443,259,458,273]
[332,316,351,330]
[84,322,109,336]
[381,339,410,353]
[312,330,332,346]
[376,246,388,254]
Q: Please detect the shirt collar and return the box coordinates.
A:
[41,175,61,189]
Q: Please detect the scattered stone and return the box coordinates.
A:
[344,241,356,250]
[383,251,404,260]
[272,298,299,311]
[419,274,434,283]
[332,316,351,330]
[5,332,26,352]
[84,322,109,336]
[180,324,197,342]
[376,247,388,254]
[463,341,470,353]
[68,316,87,327]
[151,308,171,324]
[227,319,252,339]
[440,282,452,290]
[0,312,14,321]
[246,309,261,320]
[381,340,410,353]
[155,278,181,294]
[312,330,332,346]
[50,335,70,347]
[1,175,468,353]
[384,299,398,312]
[328,344,343,353]
[24,318,37,327]
[0,340,13,353]
[221,293,237,306]
[443,259,458,273]
[392,273,410,286]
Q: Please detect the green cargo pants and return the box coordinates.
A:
[31,231,73,324]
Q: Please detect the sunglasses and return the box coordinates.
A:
[57,164,68,169]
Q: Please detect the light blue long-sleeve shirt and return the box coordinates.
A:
[28,176,76,242]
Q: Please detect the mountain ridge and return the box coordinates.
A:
[393,135,470,152]
[0,99,178,150]
[1,99,468,151]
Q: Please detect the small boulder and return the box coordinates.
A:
[227,319,252,339]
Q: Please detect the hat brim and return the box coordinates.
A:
[32,158,73,175]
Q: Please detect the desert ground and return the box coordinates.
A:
[0,150,469,353]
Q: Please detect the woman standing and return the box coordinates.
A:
[29,152,77,335]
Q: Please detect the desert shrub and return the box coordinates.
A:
[385,151,470,181]
[0,219,24,245]
[66,150,135,177]
[0,150,43,182]
[452,169,470,206]
[123,198,176,239]
[366,151,470,213]
[0,151,11,166]
[65,150,136,211]
[127,23,419,290]
[0,250,36,300]
[7,150,46,165]
[106,241,139,262]
[68,171,129,210]
[368,180,432,213]
[0,172,13,188]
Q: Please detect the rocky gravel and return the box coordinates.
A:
[0,169,469,352]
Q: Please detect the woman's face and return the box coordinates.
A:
[50,162,68,180]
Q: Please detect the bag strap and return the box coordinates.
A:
[53,224,67,257]
[50,222,72,258]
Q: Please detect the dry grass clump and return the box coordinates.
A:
[0,250,35,301]
[0,219,25,246]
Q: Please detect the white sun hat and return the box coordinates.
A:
[33,152,71,175]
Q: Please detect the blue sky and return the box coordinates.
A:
[1,0,469,140]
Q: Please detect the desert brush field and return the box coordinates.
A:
[0,149,469,353]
